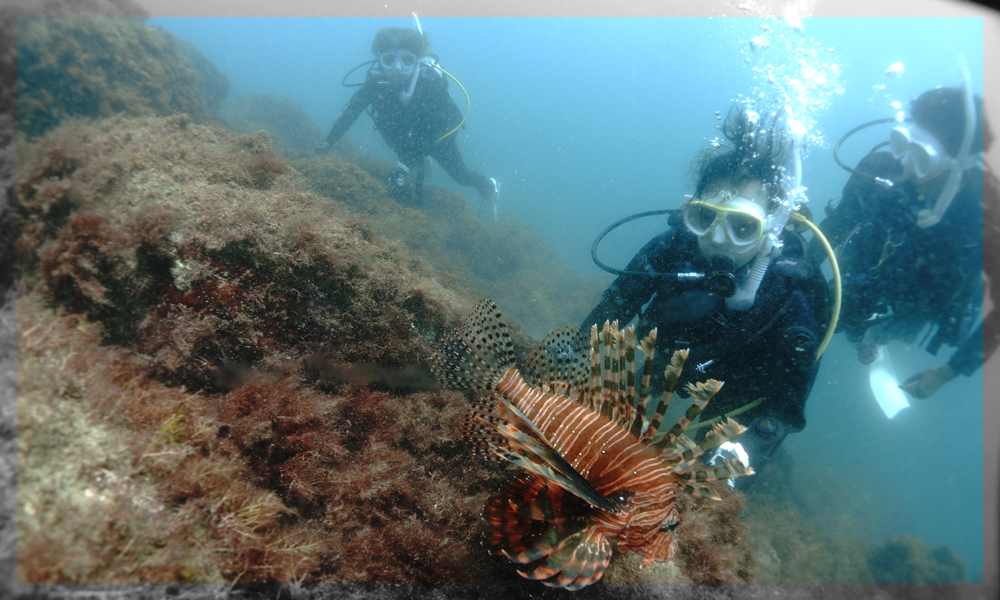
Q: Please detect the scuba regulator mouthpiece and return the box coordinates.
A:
[705,256,738,298]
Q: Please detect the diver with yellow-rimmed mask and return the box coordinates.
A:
[316,25,499,215]
[582,105,833,487]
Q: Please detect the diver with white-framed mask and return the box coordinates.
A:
[817,63,997,401]
[316,26,499,216]
[582,105,834,487]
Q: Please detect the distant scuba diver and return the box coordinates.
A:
[816,62,997,401]
[316,26,499,217]
[584,105,838,487]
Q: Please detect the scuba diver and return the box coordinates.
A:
[816,70,997,401]
[315,26,499,214]
[582,105,834,487]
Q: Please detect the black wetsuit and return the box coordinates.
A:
[816,151,990,377]
[322,62,494,199]
[581,220,830,461]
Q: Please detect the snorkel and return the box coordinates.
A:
[397,13,471,139]
[398,59,423,106]
[726,109,808,311]
[914,56,978,228]
[400,12,426,105]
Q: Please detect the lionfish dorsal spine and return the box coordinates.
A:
[641,348,688,442]
[628,328,657,438]
[608,320,622,420]
[620,325,636,427]
[653,378,723,455]
[588,324,602,412]
[599,321,616,420]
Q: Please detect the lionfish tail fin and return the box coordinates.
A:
[432,299,516,392]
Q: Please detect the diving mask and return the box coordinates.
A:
[889,123,951,181]
[683,192,766,247]
[379,50,418,71]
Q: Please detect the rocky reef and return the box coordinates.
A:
[16,17,227,139]
[867,533,968,583]
[220,94,326,153]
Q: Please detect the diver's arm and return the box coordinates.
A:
[579,233,673,331]
[766,289,826,430]
[321,85,372,150]
[941,166,1000,376]
[901,167,1000,398]
[980,164,1000,368]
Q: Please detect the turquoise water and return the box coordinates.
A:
[148,16,986,579]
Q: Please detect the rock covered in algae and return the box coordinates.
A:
[16,16,228,139]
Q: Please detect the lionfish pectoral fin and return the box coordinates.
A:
[503,519,585,564]
[518,523,612,590]
[483,399,626,513]
[489,431,624,514]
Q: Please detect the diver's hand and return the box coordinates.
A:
[314,142,330,155]
[899,363,956,399]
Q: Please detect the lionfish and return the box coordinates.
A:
[432,300,754,589]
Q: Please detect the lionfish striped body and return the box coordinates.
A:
[433,300,753,589]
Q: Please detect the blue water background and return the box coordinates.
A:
[148,16,986,578]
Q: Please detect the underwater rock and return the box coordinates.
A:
[220,94,326,153]
[17,114,469,391]
[867,533,967,583]
[16,17,228,138]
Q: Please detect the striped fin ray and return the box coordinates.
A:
[676,457,755,501]
[503,516,585,564]
[641,349,689,442]
[522,327,592,401]
[484,473,562,558]
[620,325,636,428]
[666,416,751,469]
[432,299,515,392]
[486,476,616,587]
[652,379,724,455]
[587,324,602,412]
[599,321,616,421]
[628,328,658,438]
[483,397,625,513]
